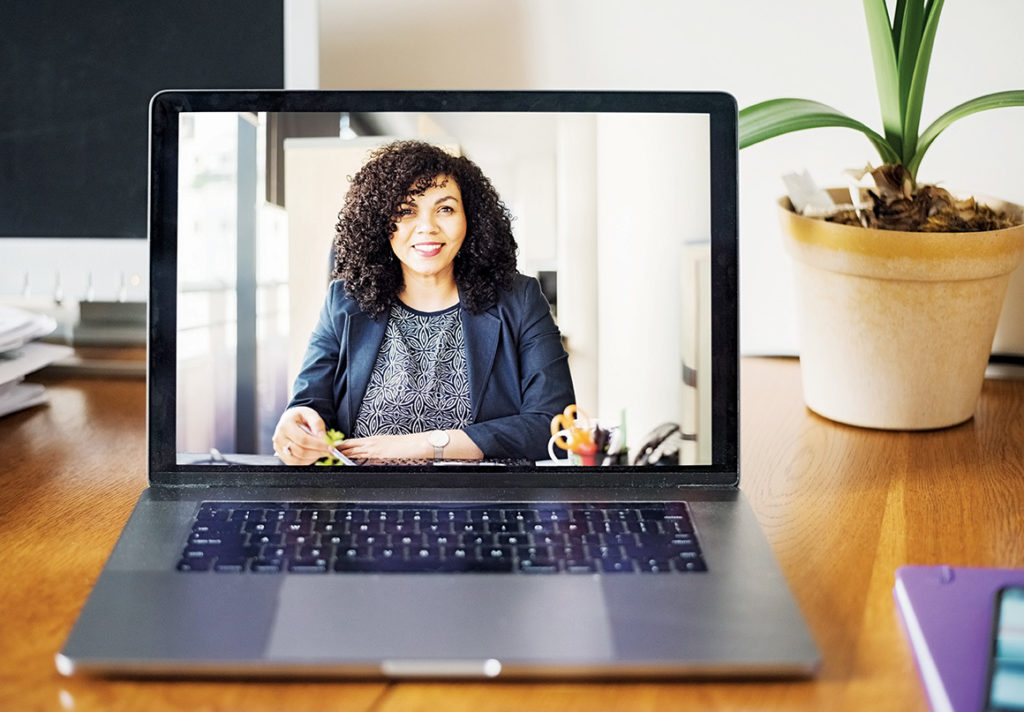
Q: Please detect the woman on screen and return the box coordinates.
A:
[272,140,574,464]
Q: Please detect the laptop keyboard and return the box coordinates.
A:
[176,501,706,575]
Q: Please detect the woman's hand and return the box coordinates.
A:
[336,430,484,461]
[335,433,431,461]
[273,406,331,465]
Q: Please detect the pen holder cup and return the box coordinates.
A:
[547,421,622,466]
[547,429,577,463]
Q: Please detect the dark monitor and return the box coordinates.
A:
[0,3,283,239]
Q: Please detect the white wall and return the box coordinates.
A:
[282,137,390,389]
[284,0,320,89]
[315,0,1024,355]
[595,114,710,443]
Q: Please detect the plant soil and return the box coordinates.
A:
[826,164,1020,232]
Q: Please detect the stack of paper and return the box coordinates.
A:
[0,305,74,417]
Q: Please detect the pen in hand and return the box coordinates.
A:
[299,423,356,466]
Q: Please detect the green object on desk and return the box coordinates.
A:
[315,428,348,466]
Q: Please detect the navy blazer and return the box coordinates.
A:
[288,274,575,461]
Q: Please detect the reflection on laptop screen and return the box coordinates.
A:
[171,104,718,472]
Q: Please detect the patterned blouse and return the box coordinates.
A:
[352,301,472,437]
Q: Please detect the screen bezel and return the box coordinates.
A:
[148,89,739,489]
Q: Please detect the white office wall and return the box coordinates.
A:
[284,0,320,89]
[316,0,1024,355]
[282,137,392,389]
[595,114,710,444]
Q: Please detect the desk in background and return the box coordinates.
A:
[2,358,1022,711]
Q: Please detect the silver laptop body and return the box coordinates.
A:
[58,90,819,679]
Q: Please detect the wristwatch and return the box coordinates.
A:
[427,430,450,460]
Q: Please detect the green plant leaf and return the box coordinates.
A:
[908,90,1024,176]
[863,0,904,156]
[900,0,945,164]
[891,0,907,56]
[739,98,900,164]
[895,0,926,118]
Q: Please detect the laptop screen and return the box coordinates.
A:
[149,91,738,488]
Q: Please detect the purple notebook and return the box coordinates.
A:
[893,565,1024,712]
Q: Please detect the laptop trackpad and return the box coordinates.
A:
[267,576,614,663]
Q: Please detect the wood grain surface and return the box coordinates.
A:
[2,358,1021,711]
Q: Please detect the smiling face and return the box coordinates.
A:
[389,175,467,286]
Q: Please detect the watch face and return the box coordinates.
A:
[428,430,449,447]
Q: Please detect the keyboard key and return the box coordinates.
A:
[196,506,229,522]
[496,534,528,547]
[368,509,401,523]
[601,559,636,574]
[284,533,316,546]
[675,558,708,572]
[536,508,569,523]
[288,558,329,573]
[423,533,453,547]
[251,559,283,573]
[584,544,617,559]
[243,521,272,534]
[352,533,383,546]
[230,508,264,522]
[249,533,284,547]
[571,509,606,522]
[598,520,628,534]
[193,520,241,534]
[298,545,331,559]
[639,558,672,573]
[214,558,246,572]
[437,509,471,523]
[334,509,367,523]
[487,521,525,534]
[668,535,700,551]
[444,546,472,560]
[188,535,224,546]
[565,559,597,574]
[399,509,435,524]
[459,533,493,548]
[504,508,537,523]
[519,560,559,574]
[422,521,453,536]
[637,508,667,520]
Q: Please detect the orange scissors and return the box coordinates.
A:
[550,404,594,454]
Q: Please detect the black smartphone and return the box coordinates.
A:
[985,585,1024,711]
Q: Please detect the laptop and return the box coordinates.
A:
[57,89,819,679]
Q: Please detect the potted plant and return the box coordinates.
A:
[739,0,1024,430]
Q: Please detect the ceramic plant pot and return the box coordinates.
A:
[778,190,1024,430]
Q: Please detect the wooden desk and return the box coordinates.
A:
[2,358,1022,711]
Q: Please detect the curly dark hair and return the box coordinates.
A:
[332,140,518,318]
